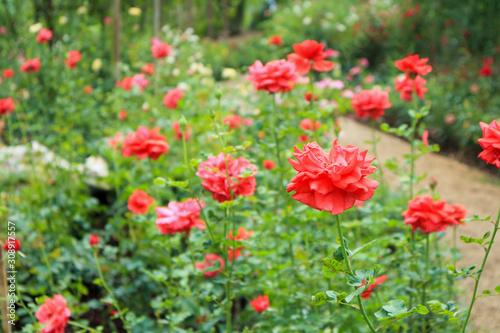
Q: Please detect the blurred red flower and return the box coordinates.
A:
[250,295,270,312]
[299,118,321,131]
[155,198,206,235]
[287,40,335,75]
[394,74,427,101]
[35,294,71,333]
[223,114,242,129]
[395,54,432,76]
[478,120,500,168]
[359,275,387,299]
[141,63,155,75]
[3,238,21,252]
[247,59,298,93]
[196,253,224,278]
[304,92,318,102]
[89,234,99,246]
[20,58,41,73]
[196,153,257,203]
[122,126,169,160]
[351,89,392,120]
[402,195,467,233]
[65,50,81,69]
[120,77,132,91]
[268,35,284,46]
[263,160,275,170]
[172,121,192,141]
[0,97,15,115]
[478,58,494,77]
[151,37,172,58]
[127,189,154,214]
[3,69,14,78]
[287,140,379,215]
[36,28,53,43]
[107,133,123,150]
[118,109,127,120]
[163,88,184,109]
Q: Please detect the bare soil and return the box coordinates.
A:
[339,117,500,333]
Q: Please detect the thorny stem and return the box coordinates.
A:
[461,206,500,332]
[335,214,377,333]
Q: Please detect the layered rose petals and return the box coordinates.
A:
[478,120,500,168]
[121,126,169,160]
[155,198,206,235]
[128,189,154,214]
[247,59,298,93]
[287,40,335,75]
[35,294,71,333]
[394,73,427,102]
[351,89,392,120]
[395,54,432,76]
[402,195,467,233]
[196,153,257,203]
[287,140,379,215]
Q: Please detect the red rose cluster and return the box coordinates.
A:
[394,54,432,102]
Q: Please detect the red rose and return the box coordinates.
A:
[287,40,335,75]
[247,59,298,93]
[299,118,321,131]
[359,275,387,299]
[394,73,427,101]
[36,28,53,43]
[118,109,127,120]
[163,88,184,109]
[141,63,155,75]
[20,58,41,74]
[227,227,254,261]
[223,114,242,129]
[155,198,206,235]
[196,153,257,203]
[3,238,21,252]
[263,160,275,170]
[268,35,284,46]
[478,120,500,168]
[195,253,224,278]
[89,234,99,246]
[35,294,71,333]
[351,89,392,120]
[3,69,14,78]
[151,37,172,58]
[127,189,154,214]
[402,195,467,233]
[122,126,169,160]
[0,97,15,115]
[249,295,270,313]
[65,50,81,69]
[395,54,432,76]
[287,140,379,215]
[304,92,318,102]
[119,77,132,91]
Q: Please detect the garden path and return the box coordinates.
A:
[339,117,500,332]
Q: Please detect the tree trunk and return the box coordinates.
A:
[154,0,161,37]
[207,0,214,38]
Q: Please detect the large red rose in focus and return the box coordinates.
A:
[395,54,432,76]
[196,153,257,202]
[122,126,169,160]
[351,89,392,120]
[287,140,378,215]
[155,198,206,235]
[478,120,500,168]
[247,59,298,93]
[35,294,71,333]
[402,195,467,233]
[287,40,335,75]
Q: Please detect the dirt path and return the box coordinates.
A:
[339,117,500,332]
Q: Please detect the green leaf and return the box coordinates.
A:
[235,264,252,276]
[375,299,427,322]
[482,290,491,295]
[223,146,234,152]
[351,239,377,258]
[415,305,429,314]
[311,292,327,306]
[495,285,500,293]
[321,257,347,278]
